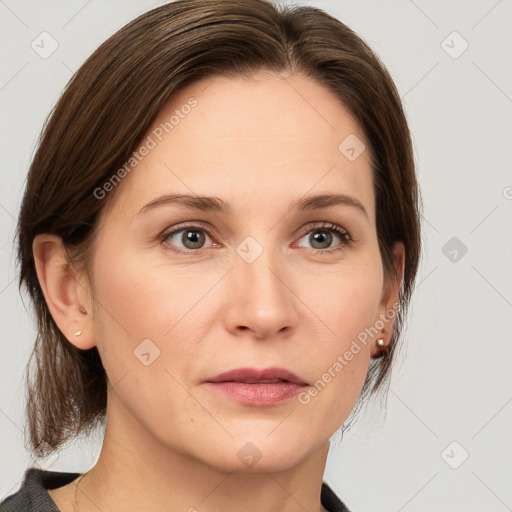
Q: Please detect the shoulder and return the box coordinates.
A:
[321,481,352,512]
[0,467,80,512]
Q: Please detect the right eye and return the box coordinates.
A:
[160,224,218,253]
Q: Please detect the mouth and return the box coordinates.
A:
[205,367,308,385]
[204,367,308,406]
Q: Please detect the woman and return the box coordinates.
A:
[1,0,421,510]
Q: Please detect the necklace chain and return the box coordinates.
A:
[71,470,330,512]
[72,468,92,512]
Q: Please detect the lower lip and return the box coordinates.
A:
[205,381,307,406]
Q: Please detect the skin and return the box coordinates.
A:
[34,71,404,512]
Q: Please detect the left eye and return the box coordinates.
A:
[295,224,351,253]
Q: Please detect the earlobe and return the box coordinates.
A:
[370,241,405,358]
[32,234,96,350]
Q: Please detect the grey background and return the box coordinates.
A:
[1,1,511,510]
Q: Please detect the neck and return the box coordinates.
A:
[73,391,330,512]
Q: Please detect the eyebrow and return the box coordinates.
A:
[138,193,369,220]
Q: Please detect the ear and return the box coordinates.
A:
[370,241,405,357]
[32,234,96,350]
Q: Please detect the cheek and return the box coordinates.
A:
[87,249,205,438]
[88,243,219,386]
[87,243,164,377]
[90,247,198,339]
[309,257,383,343]
[302,255,383,400]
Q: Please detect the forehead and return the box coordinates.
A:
[104,71,375,221]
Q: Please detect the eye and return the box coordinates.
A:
[160,223,216,253]
[295,222,352,254]
[159,221,352,255]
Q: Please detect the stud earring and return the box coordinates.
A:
[376,338,385,348]
[74,330,82,336]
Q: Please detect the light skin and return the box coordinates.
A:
[34,71,404,512]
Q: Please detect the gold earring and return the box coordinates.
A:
[376,338,385,348]
[74,330,82,336]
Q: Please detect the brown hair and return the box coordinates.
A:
[16,0,421,456]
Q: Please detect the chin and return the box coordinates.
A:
[193,434,318,474]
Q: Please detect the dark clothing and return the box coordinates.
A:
[0,468,80,512]
[0,467,350,511]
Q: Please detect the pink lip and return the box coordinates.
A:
[204,367,308,406]
[205,367,308,385]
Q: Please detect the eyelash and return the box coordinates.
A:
[159,222,353,255]
[298,223,352,254]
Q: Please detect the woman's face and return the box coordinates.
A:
[84,71,402,472]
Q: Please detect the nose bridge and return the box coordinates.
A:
[226,234,297,337]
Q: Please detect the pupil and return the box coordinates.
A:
[184,230,204,249]
[311,231,332,249]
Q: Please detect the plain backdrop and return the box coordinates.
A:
[1,1,511,511]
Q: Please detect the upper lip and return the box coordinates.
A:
[205,367,308,385]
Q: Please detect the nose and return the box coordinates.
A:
[222,244,298,340]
